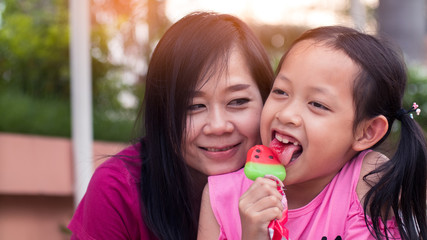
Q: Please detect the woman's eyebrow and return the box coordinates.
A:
[227,84,250,92]
[192,83,251,97]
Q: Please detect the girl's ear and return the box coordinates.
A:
[352,115,388,151]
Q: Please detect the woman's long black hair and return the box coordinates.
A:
[138,12,274,240]
[279,26,427,239]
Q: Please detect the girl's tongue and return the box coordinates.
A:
[270,138,302,166]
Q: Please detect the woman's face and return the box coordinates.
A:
[183,48,264,176]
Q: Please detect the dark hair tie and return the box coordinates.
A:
[395,102,421,121]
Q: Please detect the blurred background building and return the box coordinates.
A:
[0,0,426,239]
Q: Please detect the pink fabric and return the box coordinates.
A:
[208,150,401,240]
[68,144,157,240]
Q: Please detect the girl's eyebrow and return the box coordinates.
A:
[277,74,290,82]
[277,73,337,98]
[308,86,333,96]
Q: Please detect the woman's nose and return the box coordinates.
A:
[203,107,234,135]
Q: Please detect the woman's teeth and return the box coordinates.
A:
[206,146,234,152]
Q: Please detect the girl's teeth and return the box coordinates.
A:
[275,133,299,145]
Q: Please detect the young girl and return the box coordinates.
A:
[198,26,427,240]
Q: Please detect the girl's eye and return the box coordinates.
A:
[188,104,205,112]
[229,98,249,106]
[309,102,330,111]
[272,88,288,97]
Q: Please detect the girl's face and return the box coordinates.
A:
[261,40,360,191]
[183,48,264,176]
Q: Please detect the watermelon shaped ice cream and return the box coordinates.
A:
[244,145,286,181]
[244,145,289,240]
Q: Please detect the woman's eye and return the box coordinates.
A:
[229,98,249,106]
[272,88,288,96]
[310,102,329,111]
[188,104,205,111]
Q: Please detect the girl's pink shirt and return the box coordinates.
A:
[68,144,157,240]
[208,150,401,240]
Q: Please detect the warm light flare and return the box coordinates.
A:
[165,0,378,27]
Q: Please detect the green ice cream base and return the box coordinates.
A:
[244,162,286,181]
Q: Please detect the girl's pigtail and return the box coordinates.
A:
[394,112,427,239]
[365,109,427,240]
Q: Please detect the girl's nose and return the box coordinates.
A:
[276,102,302,127]
[203,108,234,135]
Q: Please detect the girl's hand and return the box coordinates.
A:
[239,177,284,240]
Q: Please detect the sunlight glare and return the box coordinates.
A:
[166,0,248,22]
[166,0,358,27]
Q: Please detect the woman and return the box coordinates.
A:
[68,11,274,240]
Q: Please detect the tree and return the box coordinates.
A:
[0,0,126,110]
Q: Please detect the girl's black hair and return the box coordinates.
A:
[278,26,426,239]
[138,12,274,240]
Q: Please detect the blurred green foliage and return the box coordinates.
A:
[0,88,71,136]
[0,0,138,142]
[405,67,427,132]
[0,87,136,142]
[0,0,129,108]
[0,0,70,98]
